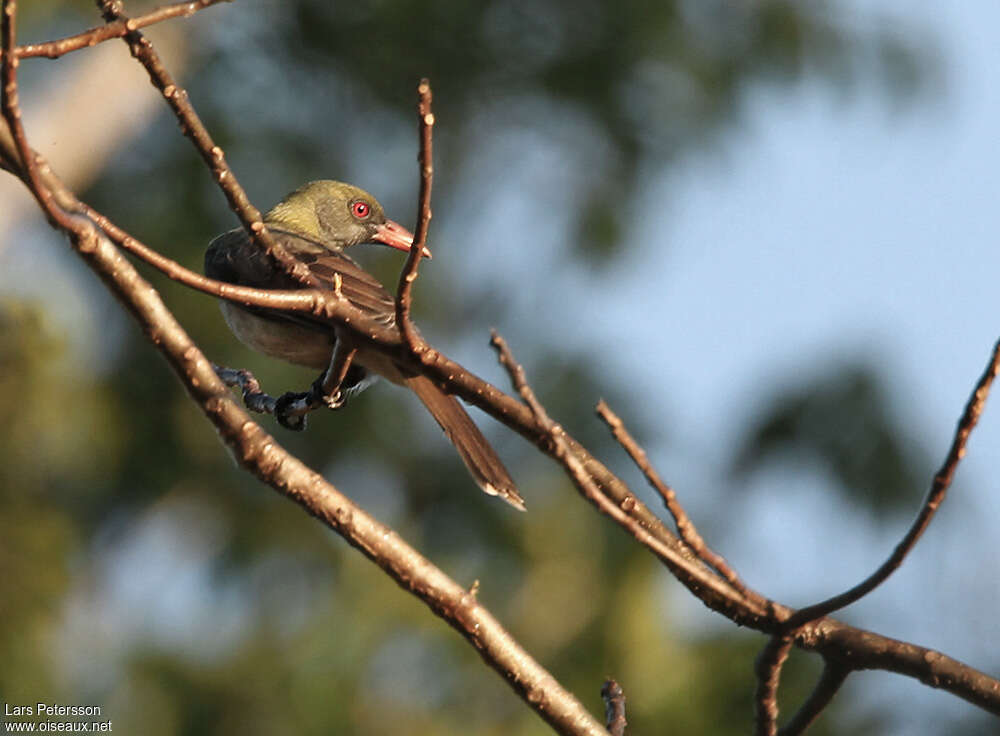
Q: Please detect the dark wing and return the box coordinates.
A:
[205,226,397,332]
[296,251,397,328]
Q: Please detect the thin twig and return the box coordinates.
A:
[601,680,627,736]
[95,0,321,289]
[596,399,759,603]
[316,342,358,402]
[778,662,849,736]
[490,330,744,607]
[785,339,1000,628]
[80,202,361,323]
[754,635,794,736]
[395,78,433,354]
[17,0,228,59]
[2,1,60,228]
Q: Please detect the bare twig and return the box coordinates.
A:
[778,662,849,736]
[490,330,748,608]
[596,399,758,603]
[2,1,81,236]
[395,78,433,354]
[314,341,358,404]
[80,202,382,335]
[17,0,228,59]
[496,321,1000,721]
[601,680,627,736]
[785,338,1000,628]
[95,0,320,289]
[754,635,794,736]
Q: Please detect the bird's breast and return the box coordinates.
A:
[219,303,334,370]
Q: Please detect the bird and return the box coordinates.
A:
[205,180,525,510]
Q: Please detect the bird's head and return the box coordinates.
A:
[265,180,430,257]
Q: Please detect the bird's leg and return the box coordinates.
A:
[310,337,358,410]
[214,363,311,431]
[272,339,358,430]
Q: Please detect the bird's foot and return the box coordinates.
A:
[274,381,345,430]
[274,391,310,431]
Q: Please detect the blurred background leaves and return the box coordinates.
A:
[1,1,994,735]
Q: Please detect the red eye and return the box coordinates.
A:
[351,200,371,219]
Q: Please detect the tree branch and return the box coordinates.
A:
[778,662,849,736]
[17,0,229,59]
[395,78,433,354]
[596,399,760,605]
[785,338,1000,628]
[754,635,794,736]
[797,620,1000,716]
[490,331,757,614]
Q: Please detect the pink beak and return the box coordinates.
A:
[372,219,432,259]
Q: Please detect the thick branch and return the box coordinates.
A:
[796,619,1000,716]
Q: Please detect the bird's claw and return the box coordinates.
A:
[321,390,345,410]
[309,376,346,411]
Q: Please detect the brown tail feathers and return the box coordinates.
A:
[405,375,525,511]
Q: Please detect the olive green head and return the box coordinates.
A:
[265,180,418,254]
